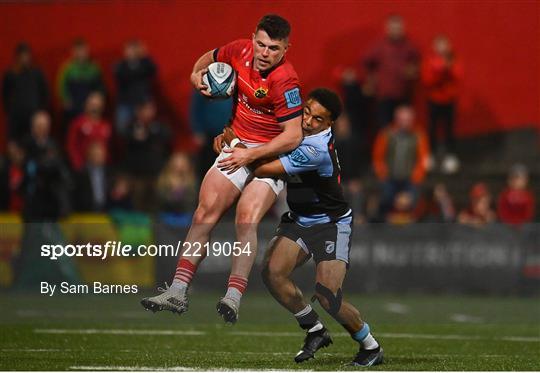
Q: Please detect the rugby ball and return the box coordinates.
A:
[202,62,236,98]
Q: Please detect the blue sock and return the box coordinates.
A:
[352,322,370,343]
[352,322,379,349]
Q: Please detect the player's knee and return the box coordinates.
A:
[235,197,268,226]
[314,282,343,317]
[235,209,261,226]
[261,260,287,288]
[192,203,218,225]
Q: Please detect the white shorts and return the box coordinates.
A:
[212,144,285,195]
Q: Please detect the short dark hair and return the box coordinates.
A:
[15,42,30,56]
[73,37,87,48]
[387,13,403,22]
[308,88,343,121]
[256,14,291,40]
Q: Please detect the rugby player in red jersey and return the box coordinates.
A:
[141,14,303,323]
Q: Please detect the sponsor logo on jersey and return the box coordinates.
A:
[305,145,320,157]
[325,241,335,254]
[289,149,309,167]
[239,93,267,115]
[254,87,268,99]
[284,88,301,109]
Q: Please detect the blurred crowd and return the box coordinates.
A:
[0,15,536,228]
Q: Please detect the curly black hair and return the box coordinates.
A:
[308,88,343,121]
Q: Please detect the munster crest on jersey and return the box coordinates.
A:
[254,87,268,99]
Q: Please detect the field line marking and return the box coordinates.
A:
[3,349,509,359]
[1,348,67,352]
[501,336,540,342]
[384,302,410,314]
[70,367,196,371]
[450,313,484,323]
[230,331,540,342]
[377,332,483,340]
[70,367,308,372]
[34,329,205,336]
[230,331,301,337]
[33,328,540,342]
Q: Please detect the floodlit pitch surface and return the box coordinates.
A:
[0,292,539,370]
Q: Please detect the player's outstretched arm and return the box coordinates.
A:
[218,116,302,173]
[190,50,214,97]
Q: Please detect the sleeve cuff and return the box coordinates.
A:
[276,108,303,123]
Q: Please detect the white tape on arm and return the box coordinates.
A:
[230,138,241,148]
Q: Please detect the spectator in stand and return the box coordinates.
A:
[15,142,76,288]
[458,182,496,227]
[114,39,158,135]
[2,42,49,142]
[108,173,133,211]
[333,113,366,223]
[23,111,58,164]
[0,141,26,212]
[372,105,429,217]
[421,35,463,174]
[363,14,420,128]
[22,140,72,221]
[57,38,105,124]
[497,164,535,226]
[189,89,232,181]
[156,153,198,217]
[337,66,374,167]
[123,99,171,211]
[419,182,456,223]
[67,91,111,171]
[73,141,110,212]
[154,152,198,285]
[386,190,417,225]
[0,152,7,210]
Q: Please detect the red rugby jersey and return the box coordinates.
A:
[214,39,303,143]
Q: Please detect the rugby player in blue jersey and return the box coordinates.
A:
[222,88,383,366]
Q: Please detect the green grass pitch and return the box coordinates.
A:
[0,291,539,370]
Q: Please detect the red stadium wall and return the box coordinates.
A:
[0,1,538,149]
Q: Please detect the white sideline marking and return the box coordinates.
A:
[1,348,66,352]
[232,331,540,343]
[384,302,410,314]
[4,348,292,357]
[70,367,305,372]
[34,329,205,336]
[377,332,484,340]
[450,313,484,323]
[230,331,301,337]
[33,328,540,343]
[503,336,540,342]
[70,367,196,371]
[4,348,508,360]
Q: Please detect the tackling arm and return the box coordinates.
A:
[217,116,302,173]
[249,116,303,159]
[252,159,286,178]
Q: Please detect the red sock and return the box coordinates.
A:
[227,275,248,294]
[174,259,197,286]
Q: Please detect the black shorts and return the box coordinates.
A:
[274,212,352,265]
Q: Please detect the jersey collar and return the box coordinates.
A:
[304,127,332,139]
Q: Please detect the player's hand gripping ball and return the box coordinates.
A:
[202,62,236,98]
